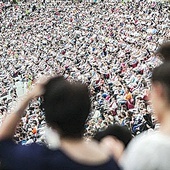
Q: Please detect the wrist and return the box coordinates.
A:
[13,95,32,115]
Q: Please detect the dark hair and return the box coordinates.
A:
[43,76,91,138]
[151,62,170,102]
[156,42,170,61]
[93,125,132,148]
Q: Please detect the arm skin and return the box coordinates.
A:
[0,81,46,141]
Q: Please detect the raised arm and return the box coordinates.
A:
[0,80,46,141]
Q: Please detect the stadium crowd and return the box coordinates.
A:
[0,0,169,145]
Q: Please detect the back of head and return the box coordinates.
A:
[94,125,132,148]
[156,42,170,61]
[43,76,91,138]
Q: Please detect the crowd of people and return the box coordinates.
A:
[0,0,169,144]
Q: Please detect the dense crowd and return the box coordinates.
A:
[0,0,169,144]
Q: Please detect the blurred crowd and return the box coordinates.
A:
[0,0,169,144]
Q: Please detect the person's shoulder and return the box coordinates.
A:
[0,140,51,170]
[121,131,170,170]
[123,131,159,154]
[0,138,51,156]
[129,131,170,147]
[0,139,16,151]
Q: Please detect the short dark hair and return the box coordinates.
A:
[156,42,170,61]
[151,62,170,102]
[93,125,132,148]
[43,76,91,138]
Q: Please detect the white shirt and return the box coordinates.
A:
[121,131,170,170]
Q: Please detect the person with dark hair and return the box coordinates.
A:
[0,76,121,170]
[121,62,170,170]
[94,125,132,161]
[156,41,170,61]
[44,76,91,139]
[94,125,132,148]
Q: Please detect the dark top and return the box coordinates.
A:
[0,140,121,170]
